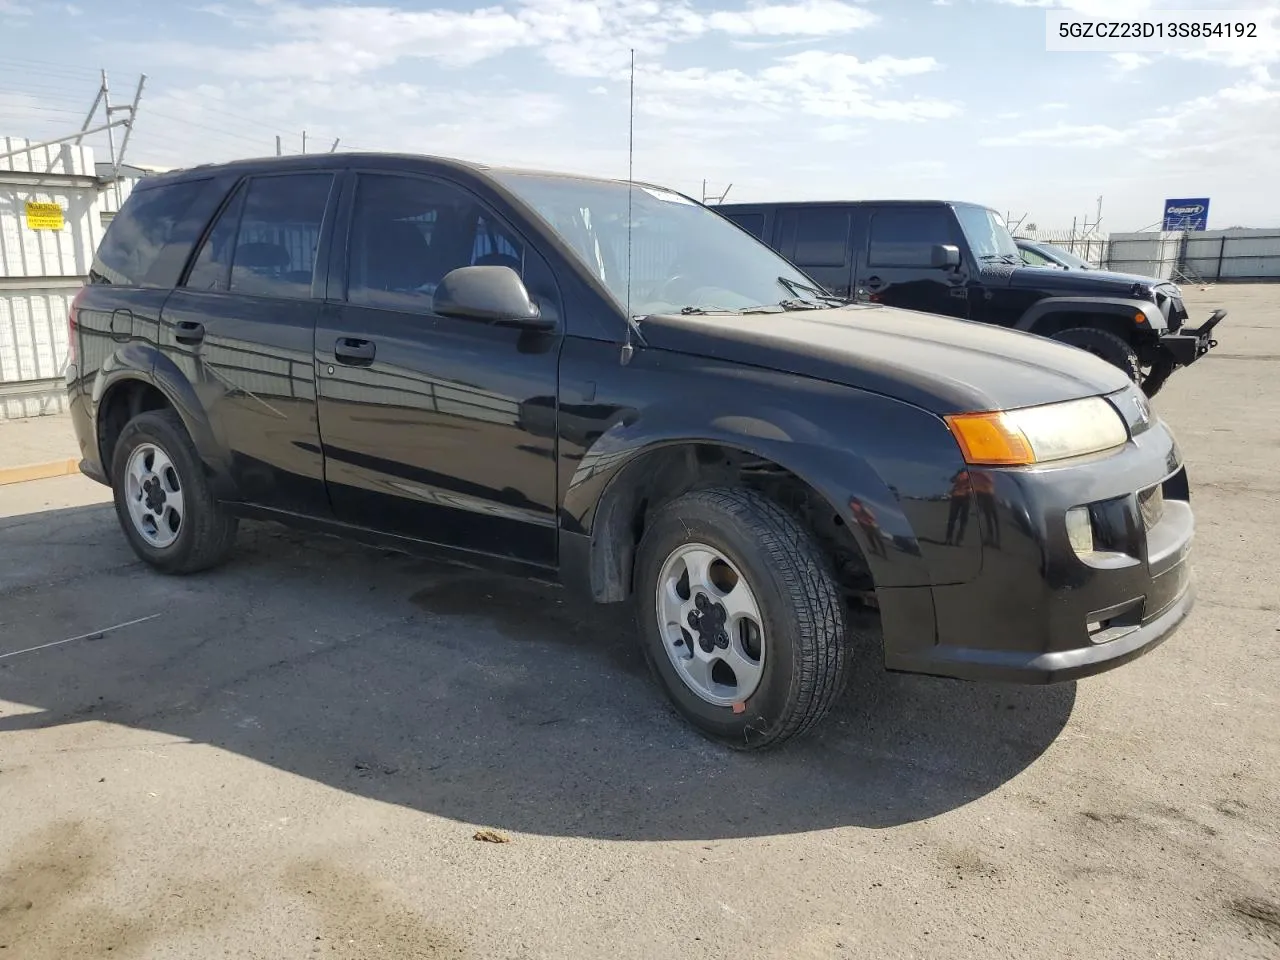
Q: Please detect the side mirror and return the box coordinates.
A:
[931,244,961,269]
[433,265,554,331]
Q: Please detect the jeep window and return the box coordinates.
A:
[491,172,815,315]
[345,173,525,314]
[868,208,953,268]
[185,182,247,292]
[90,178,210,286]
[794,209,850,268]
[724,211,765,240]
[953,205,1020,262]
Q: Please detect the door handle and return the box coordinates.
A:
[334,337,376,365]
[174,320,205,345]
[864,276,884,291]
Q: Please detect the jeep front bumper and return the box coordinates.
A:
[1159,308,1226,368]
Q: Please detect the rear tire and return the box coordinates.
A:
[633,487,850,750]
[1051,327,1141,383]
[110,409,238,574]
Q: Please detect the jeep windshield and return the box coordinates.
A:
[491,171,827,316]
[954,204,1021,263]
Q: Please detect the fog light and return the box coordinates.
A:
[1066,506,1094,556]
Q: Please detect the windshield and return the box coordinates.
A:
[953,205,1020,261]
[491,172,821,315]
[1041,243,1094,270]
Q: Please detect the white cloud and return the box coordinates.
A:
[145,0,884,82]
[0,0,33,13]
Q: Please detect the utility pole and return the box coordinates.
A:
[301,130,307,154]
[329,138,340,153]
[1,70,146,174]
[276,135,282,156]
[109,74,146,179]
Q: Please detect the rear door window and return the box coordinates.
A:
[183,173,333,299]
[90,179,210,286]
[793,208,850,268]
[868,208,954,267]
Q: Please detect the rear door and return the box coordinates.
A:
[859,205,970,319]
[774,205,859,298]
[158,171,339,516]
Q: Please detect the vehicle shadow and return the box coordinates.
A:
[0,503,1076,840]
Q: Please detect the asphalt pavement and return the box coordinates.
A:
[1,284,1277,960]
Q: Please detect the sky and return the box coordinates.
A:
[1,0,1278,232]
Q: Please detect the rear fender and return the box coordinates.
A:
[92,345,237,499]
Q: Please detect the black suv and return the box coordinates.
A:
[66,154,1198,749]
[715,199,1225,397]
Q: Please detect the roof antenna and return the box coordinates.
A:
[620,47,637,367]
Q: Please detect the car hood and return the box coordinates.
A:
[1004,264,1163,295]
[639,303,1133,416]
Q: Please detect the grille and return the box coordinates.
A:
[1138,484,1165,529]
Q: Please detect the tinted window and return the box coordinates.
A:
[230,174,333,299]
[1020,245,1051,267]
[184,183,246,292]
[794,209,850,267]
[726,212,765,239]
[346,173,525,313]
[90,179,210,286]
[869,209,953,267]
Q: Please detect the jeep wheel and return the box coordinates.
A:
[633,487,850,750]
[111,409,238,574]
[1051,327,1141,383]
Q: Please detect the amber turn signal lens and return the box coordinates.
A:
[944,412,1036,466]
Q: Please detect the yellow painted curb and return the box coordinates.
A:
[0,458,80,486]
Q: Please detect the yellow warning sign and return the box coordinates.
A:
[25,201,64,231]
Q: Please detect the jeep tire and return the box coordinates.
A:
[633,487,850,750]
[110,409,239,574]
[1051,327,1141,383]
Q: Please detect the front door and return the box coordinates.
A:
[315,171,563,566]
[858,206,970,319]
[158,171,337,516]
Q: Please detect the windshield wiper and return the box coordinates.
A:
[777,276,851,305]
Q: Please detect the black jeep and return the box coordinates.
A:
[67,155,1198,749]
[715,199,1225,397]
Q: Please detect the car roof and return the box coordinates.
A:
[716,197,993,209]
[136,150,678,195]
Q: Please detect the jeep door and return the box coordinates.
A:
[857,205,969,319]
[157,171,339,517]
[314,170,562,567]
[772,205,860,299]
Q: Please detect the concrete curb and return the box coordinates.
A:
[0,458,81,486]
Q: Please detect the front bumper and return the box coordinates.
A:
[885,396,1196,684]
[1159,308,1226,368]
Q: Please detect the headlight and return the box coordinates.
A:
[944,396,1129,466]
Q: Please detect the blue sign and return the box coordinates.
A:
[1163,197,1210,231]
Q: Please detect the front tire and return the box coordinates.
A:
[633,487,850,750]
[1051,327,1141,383]
[110,409,238,574]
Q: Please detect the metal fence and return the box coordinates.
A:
[1020,228,1280,282]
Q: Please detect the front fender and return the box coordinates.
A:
[1018,296,1164,334]
[562,367,979,593]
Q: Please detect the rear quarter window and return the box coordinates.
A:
[90,178,211,287]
